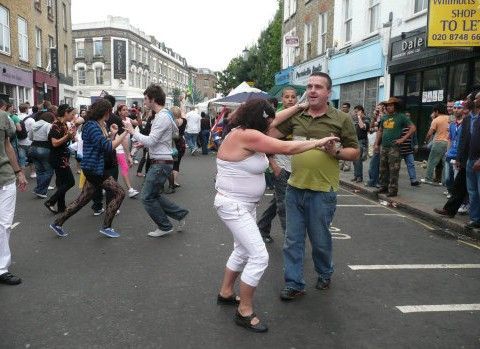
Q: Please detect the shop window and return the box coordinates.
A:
[35,27,42,67]
[406,73,420,97]
[18,17,28,61]
[423,67,446,98]
[475,61,480,86]
[393,75,405,96]
[0,6,11,54]
[76,40,84,58]
[448,63,468,100]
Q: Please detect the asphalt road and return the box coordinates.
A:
[1,153,480,348]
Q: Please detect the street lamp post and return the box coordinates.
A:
[242,47,250,62]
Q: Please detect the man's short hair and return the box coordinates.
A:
[0,99,6,108]
[144,84,166,106]
[353,105,364,113]
[282,86,297,96]
[19,103,29,113]
[309,72,332,90]
[103,94,116,108]
[342,102,351,109]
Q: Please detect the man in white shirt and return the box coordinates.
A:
[17,103,36,178]
[185,109,201,154]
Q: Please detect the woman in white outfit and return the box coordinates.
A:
[215,99,338,332]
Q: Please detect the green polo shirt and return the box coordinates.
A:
[0,110,16,187]
[277,105,358,192]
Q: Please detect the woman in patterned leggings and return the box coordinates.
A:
[49,99,127,238]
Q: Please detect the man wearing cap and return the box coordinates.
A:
[374,97,416,197]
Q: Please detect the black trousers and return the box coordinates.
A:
[444,167,467,215]
[47,166,75,212]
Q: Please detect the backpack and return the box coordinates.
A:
[16,115,33,140]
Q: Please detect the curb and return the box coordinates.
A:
[340,180,480,242]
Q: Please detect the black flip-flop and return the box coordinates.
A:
[234,311,268,333]
[217,293,240,305]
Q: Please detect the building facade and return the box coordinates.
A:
[194,68,217,101]
[0,0,73,107]
[72,16,189,109]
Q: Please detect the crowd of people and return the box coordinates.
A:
[1,77,479,334]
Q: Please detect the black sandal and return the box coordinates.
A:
[217,293,240,305]
[234,311,268,333]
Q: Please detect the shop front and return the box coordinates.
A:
[0,62,33,106]
[33,70,58,105]
[388,27,480,145]
[291,55,327,86]
[329,37,385,114]
[274,66,293,86]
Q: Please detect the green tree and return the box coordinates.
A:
[215,0,282,94]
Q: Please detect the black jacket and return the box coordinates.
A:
[456,114,476,168]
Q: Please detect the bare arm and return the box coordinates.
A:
[270,103,307,129]
[242,129,337,155]
[395,124,416,145]
[5,137,27,191]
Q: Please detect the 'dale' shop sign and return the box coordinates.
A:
[427,0,480,47]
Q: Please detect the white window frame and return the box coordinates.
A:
[144,48,148,64]
[414,0,428,13]
[64,44,68,75]
[35,27,42,67]
[93,38,103,57]
[344,0,352,43]
[18,17,28,61]
[369,0,380,33]
[95,66,103,85]
[317,12,327,55]
[304,22,312,60]
[282,28,298,69]
[77,66,85,85]
[152,57,157,73]
[75,39,84,58]
[0,6,11,55]
[131,42,136,60]
[47,0,53,17]
[62,2,67,29]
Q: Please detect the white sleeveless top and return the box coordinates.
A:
[215,152,269,203]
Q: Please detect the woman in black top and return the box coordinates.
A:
[166,106,187,192]
[45,105,76,213]
[136,109,155,177]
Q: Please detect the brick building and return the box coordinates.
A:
[194,68,217,101]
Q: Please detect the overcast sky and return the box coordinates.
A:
[71,0,279,72]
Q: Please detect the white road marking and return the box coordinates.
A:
[459,240,480,251]
[10,222,20,229]
[263,193,274,196]
[396,304,480,313]
[337,194,355,197]
[337,204,379,207]
[348,264,480,270]
[364,212,403,216]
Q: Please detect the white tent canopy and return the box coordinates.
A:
[227,81,261,96]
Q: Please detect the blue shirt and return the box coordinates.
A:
[81,120,113,176]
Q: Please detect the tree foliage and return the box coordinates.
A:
[215,0,282,95]
[172,88,181,107]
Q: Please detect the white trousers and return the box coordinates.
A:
[214,194,268,287]
[0,182,16,275]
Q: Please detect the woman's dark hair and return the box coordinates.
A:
[432,103,448,115]
[86,99,112,121]
[232,99,276,133]
[38,111,55,123]
[354,105,365,113]
[115,104,128,116]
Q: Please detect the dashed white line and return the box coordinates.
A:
[396,304,480,313]
[337,204,379,207]
[364,213,405,217]
[348,264,480,270]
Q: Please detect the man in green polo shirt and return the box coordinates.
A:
[268,72,359,300]
[374,97,416,197]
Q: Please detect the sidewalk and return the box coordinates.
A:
[339,157,480,241]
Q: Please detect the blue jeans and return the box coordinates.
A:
[184,133,198,151]
[353,140,366,180]
[367,152,380,187]
[466,159,480,223]
[403,153,417,183]
[200,130,210,155]
[17,144,29,168]
[284,185,337,290]
[141,163,189,231]
[28,146,53,195]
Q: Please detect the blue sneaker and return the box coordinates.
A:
[99,227,120,238]
[49,223,68,237]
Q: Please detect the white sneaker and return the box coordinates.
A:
[30,172,37,178]
[458,204,469,214]
[116,210,120,216]
[128,188,139,198]
[147,228,173,237]
[177,219,186,232]
[48,185,55,190]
